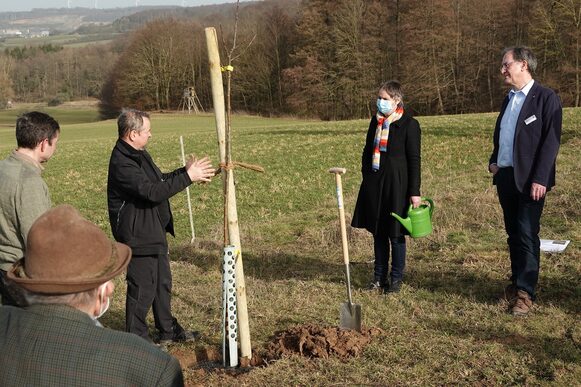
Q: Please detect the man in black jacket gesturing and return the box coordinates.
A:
[107,109,214,344]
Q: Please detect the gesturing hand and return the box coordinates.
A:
[185,155,214,183]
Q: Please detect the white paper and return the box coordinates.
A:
[540,239,570,253]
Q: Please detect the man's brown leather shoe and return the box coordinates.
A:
[511,290,533,316]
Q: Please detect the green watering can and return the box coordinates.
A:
[390,197,434,238]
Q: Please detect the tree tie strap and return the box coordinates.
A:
[217,161,264,174]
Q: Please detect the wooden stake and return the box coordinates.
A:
[179,136,195,243]
[205,26,252,361]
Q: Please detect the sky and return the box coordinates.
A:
[0,0,242,13]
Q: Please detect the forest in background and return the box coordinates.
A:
[0,0,579,120]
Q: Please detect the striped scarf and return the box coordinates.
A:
[371,104,404,171]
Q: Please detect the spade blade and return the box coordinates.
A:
[340,302,362,332]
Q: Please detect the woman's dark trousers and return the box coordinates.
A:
[373,233,406,286]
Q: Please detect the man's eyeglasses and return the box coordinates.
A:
[500,61,518,71]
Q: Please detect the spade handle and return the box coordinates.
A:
[328,167,346,175]
[329,168,350,267]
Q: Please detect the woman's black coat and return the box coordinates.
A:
[351,112,421,237]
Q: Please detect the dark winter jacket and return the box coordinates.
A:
[351,112,421,237]
[107,139,192,256]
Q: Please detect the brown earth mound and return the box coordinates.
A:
[264,324,383,361]
[170,324,383,383]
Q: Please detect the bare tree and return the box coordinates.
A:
[555,0,581,106]
[333,0,373,118]
[0,56,15,108]
[100,19,206,114]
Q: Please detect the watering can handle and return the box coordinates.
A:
[422,197,434,217]
[408,197,434,215]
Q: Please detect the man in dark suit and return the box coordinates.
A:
[489,46,562,316]
[0,205,184,386]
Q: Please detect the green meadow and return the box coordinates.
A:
[0,33,120,49]
[0,107,579,385]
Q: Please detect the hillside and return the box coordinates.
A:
[0,7,154,35]
[0,2,275,48]
[0,2,271,37]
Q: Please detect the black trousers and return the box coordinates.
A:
[496,167,545,299]
[125,254,174,340]
[373,234,406,285]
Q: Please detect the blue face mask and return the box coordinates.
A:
[377,98,395,115]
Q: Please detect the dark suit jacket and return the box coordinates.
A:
[489,81,562,193]
[0,304,184,386]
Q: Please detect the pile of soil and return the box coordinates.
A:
[171,323,383,382]
[263,324,383,361]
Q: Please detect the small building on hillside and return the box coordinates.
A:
[0,29,23,37]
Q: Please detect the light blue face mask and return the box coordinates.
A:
[377,98,395,115]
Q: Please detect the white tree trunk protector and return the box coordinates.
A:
[222,245,238,367]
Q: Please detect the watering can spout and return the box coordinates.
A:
[390,212,413,234]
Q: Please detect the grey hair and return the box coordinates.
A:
[117,108,150,139]
[379,80,404,104]
[503,46,537,75]
[23,287,99,309]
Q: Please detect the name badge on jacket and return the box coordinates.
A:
[524,115,537,125]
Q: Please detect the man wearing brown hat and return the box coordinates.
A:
[0,205,184,386]
[0,111,60,306]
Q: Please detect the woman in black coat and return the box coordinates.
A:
[351,80,421,293]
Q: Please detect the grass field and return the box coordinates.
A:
[0,33,121,49]
[0,107,579,385]
[0,103,101,128]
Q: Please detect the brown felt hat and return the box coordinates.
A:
[7,204,131,294]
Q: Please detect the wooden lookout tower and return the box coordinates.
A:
[179,86,204,114]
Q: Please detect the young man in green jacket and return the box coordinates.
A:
[0,111,60,305]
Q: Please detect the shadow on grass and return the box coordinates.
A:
[170,241,580,315]
[422,315,580,382]
[100,305,203,345]
[404,260,580,315]
[405,265,507,303]
[246,128,357,137]
[172,241,348,283]
[100,308,125,332]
